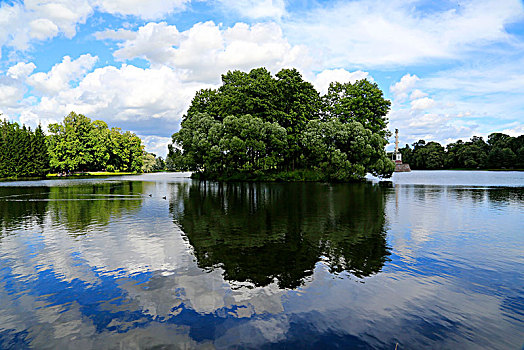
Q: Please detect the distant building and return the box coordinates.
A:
[393,129,411,172]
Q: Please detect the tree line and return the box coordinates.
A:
[47,112,143,173]
[0,120,49,178]
[168,67,395,181]
[1,112,146,178]
[400,133,524,170]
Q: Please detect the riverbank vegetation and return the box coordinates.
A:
[0,120,49,178]
[1,112,146,179]
[400,133,524,170]
[168,67,395,181]
[47,112,144,173]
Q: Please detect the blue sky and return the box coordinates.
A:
[1,0,523,157]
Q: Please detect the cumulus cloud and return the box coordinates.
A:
[409,89,427,100]
[28,54,98,95]
[313,69,371,95]
[98,21,311,83]
[0,83,24,108]
[92,0,190,20]
[284,0,524,68]
[0,0,92,54]
[100,22,181,65]
[0,0,192,56]
[390,74,419,100]
[217,0,286,19]
[140,136,173,158]
[7,62,37,80]
[28,18,59,40]
[410,97,436,111]
[501,123,524,137]
[387,73,480,148]
[7,60,215,153]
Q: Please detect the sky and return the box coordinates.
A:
[0,0,523,157]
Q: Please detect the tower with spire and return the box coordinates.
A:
[393,129,411,172]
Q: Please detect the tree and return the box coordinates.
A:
[169,67,394,181]
[47,112,94,172]
[47,112,144,173]
[0,119,50,178]
[322,79,391,139]
[142,152,157,173]
[409,140,445,169]
[302,119,394,180]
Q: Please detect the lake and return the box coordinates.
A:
[0,171,523,349]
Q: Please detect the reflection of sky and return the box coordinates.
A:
[0,174,523,349]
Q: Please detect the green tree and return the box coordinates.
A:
[48,112,144,173]
[302,119,394,180]
[322,79,391,139]
[154,156,165,171]
[399,144,414,166]
[47,112,94,172]
[219,114,286,174]
[169,67,394,181]
[410,141,445,169]
[0,119,50,178]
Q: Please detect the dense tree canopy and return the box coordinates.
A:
[47,112,144,173]
[142,152,165,173]
[169,67,395,181]
[400,133,524,170]
[0,119,49,178]
[323,80,391,138]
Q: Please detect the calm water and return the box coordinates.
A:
[0,171,522,349]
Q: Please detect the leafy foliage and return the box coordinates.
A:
[168,67,394,181]
[0,119,49,178]
[400,133,524,170]
[142,152,165,172]
[47,112,144,173]
[323,80,391,139]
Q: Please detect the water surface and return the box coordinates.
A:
[0,171,522,349]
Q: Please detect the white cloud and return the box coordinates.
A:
[28,54,98,95]
[410,97,435,111]
[501,123,524,137]
[218,0,286,19]
[387,72,481,147]
[0,0,192,56]
[390,74,419,100]
[0,0,92,54]
[29,18,59,39]
[313,69,371,95]
[0,84,24,108]
[92,0,190,20]
[7,62,37,80]
[103,22,181,65]
[98,21,311,83]
[12,61,215,142]
[140,135,172,158]
[285,0,524,68]
[410,89,427,100]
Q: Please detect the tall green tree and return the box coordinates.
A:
[0,119,50,178]
[169,67,394,181]
[47,112,144,173]
[47,112,94,172]
[322,80,391,139]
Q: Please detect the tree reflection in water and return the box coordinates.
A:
[170,181,391,289]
